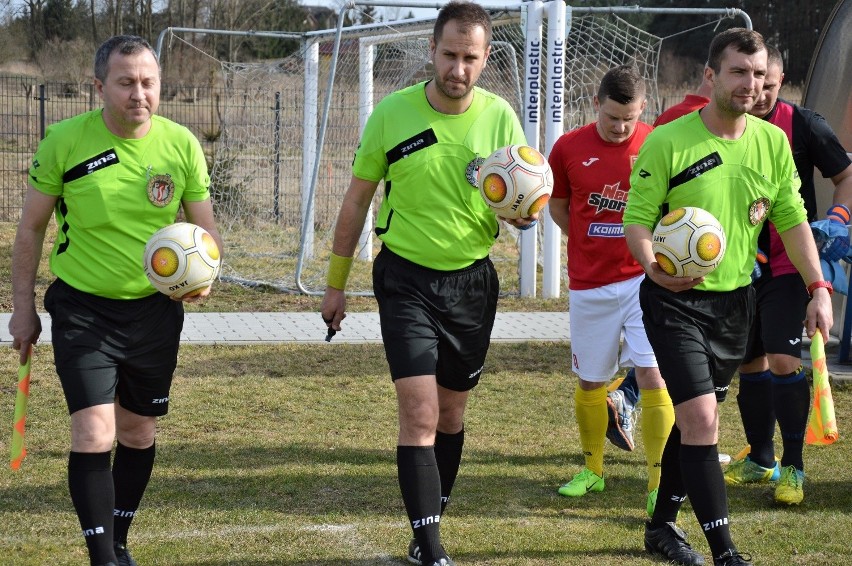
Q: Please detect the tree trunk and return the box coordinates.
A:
[90,0,97,43]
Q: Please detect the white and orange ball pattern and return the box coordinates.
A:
[144,222,221,298]
[478,144,554,220]
[652,206,726,278]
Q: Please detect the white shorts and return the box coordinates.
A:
[569,274,657,382]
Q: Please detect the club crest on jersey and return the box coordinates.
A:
[748,197,771,225]
[147,173,175,207]
[466,156,485,188]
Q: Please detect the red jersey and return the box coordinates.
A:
[549,121,653,290]
[653,94,709,126]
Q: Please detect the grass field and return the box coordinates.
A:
[1,220,851,565]
[1,343,851,565]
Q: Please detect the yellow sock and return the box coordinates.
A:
[575,385,608,477]
[640,387,675,492]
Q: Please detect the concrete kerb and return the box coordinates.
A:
[2,311,850,381]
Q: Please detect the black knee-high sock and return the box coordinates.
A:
[680,444,736,558]
[69,451,115,565]
[772,367,809,470]
[434,429,464,514]
[112,442,156,544]
[398,445,444,562]
[736,370,775,467]
[650,425,686,527]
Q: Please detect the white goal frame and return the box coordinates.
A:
[155,2,752,298]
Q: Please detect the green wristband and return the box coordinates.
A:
[327,252,354,290]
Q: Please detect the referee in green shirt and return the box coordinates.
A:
[624,28,832,566]
[320,3,532,564]
[9,36,222,566]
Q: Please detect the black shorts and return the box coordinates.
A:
[44,278,184,416]
[639,278,754,405]
[372,246,499,392]
[743,273,809,362]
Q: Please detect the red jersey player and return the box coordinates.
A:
[548,65,674,519]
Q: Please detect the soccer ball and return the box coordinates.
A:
[652,207,726,277]
[144,222,221,298]
[478,144,554,219]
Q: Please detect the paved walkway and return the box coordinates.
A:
[0,312,571,345]
[2,311,850,380]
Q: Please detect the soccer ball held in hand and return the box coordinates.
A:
[478,144,553,220]
[144,222,221,298]
[652,207,726,278]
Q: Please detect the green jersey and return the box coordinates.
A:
[624,111,804,291]
[29,110,210,299]
[353,82,526,270]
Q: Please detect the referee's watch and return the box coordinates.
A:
[807,280,833,297]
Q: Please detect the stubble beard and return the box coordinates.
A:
[716,88,755,119]
[436,75,473,101]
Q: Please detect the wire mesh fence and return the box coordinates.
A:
[0,73,717,225]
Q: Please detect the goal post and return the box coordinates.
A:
[294,11,529,295]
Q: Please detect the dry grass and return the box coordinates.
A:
[1,343,851,565]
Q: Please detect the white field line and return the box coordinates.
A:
[0,521,406,563]
[302,523,399,563]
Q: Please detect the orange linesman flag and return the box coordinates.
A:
[10,345,32,470]
[806,330,839,446]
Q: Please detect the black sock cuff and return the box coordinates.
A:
[771,366,806,383]
[435,429,464,445]
[739,369,772,382]
[397,445,437,467]
[69,450,111,471]
[115,442,156,464]
[679,443,718,463]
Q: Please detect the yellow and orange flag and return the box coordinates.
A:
[10,345,32,470]
[806,330,839,446]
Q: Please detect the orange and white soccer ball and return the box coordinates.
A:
[652,207,726,278]
[478,144,554,219]
[144,222,221,298]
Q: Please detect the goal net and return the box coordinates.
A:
[562,12,662,130]
[162,13,529,295]
[156,4,739,296]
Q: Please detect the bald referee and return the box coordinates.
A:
[9,35,221,566]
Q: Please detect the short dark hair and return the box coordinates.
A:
[597,65,646,105]
[766,44,784,72]
[434,1,492,46]
[94,35,158,82]
[707,28,766,74]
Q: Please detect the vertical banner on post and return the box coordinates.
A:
[541,0,566,298]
